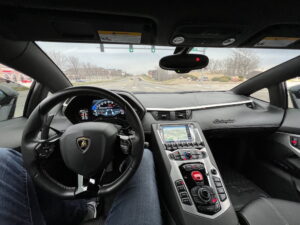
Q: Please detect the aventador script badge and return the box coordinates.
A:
[76,137,91,153]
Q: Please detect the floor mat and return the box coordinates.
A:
[220,167,269,211]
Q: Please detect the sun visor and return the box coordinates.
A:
[169,25,243,47]
[244,24,300,49]
[0,9,156,44]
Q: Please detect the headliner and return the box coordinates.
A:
[1,1,300,49]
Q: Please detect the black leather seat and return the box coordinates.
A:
[239,198,300,225]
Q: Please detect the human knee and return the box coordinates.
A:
[137,149,155,175]
[0,148,22,165]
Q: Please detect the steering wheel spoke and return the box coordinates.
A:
[118,133,135,155]
[75,174,88,195]
[35,133,62,159]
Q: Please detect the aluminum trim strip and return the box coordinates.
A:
[146,100,253,111]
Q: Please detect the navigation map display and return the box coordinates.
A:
[162,125,191,142]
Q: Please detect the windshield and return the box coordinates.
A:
[37,42,300,93]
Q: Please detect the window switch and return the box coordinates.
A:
[290,136,299,148]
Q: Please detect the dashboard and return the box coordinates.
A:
[61,90,283,136]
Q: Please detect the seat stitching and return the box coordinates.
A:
[262,198,289,225]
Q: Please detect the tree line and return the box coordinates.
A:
[205,49,260,78]
[48,51,129,81]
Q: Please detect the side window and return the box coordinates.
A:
[287,77,300,109]
[250,88,270,102]
[0,64,33,121]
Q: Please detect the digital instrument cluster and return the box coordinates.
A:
[64,96,126,123]
[78,99,125,121]
[91,99,125,118]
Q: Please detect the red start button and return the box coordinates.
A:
[191,171,203,181]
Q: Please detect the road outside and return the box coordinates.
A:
[74,76,299,102]
[78,76,243,92]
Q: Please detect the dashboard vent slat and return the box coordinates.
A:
[151,110,191,120]
[157,111,171,120]
[175,110,190,120]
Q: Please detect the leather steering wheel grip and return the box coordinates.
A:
[21,86,145,199]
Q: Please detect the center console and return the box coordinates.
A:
[151,122,238,225]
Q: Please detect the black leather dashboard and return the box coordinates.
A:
[52,90,284,137]
[132,91,285,134]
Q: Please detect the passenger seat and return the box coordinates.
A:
[238,197,300,225]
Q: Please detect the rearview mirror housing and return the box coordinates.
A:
[159,54,209,73]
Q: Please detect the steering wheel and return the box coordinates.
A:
[21,86,145,198]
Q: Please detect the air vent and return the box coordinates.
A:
[151,110,191,120]
[151,111,171,120]
[157,111,171,120]
[175,110,191,120]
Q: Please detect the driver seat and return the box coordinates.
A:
[238,197,300,225]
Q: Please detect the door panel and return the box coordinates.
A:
[0,117,27,150]
[250,109,300,201]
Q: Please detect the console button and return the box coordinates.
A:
[201,151,206,158]
[191,171,203,181]
[184,151,192,159]
[214,181,222,188]
[181,197,192,205]
[219,193,227,201]
[182,164,192,171]
[215,201,221,212]
[191,163,204,170]
[213,176,221,182]
[217,187,225,194]
[174,151,181,160]
[180,192,188,198]
[195,181,203,186]
[211,169,217,175]
[169,153,175,160]
[211,197,218,204]
[192,196,202,204]
[175,180,184,186]
[177,185,186,192]
[192,154,199,159]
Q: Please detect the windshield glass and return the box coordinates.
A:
[37,42,300,93]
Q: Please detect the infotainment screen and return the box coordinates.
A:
[162,125,192,142]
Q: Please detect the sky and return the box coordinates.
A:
[37,42,300,75]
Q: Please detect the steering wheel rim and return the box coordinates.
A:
[21,86,145,198]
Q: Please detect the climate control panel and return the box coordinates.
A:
[169,149,206,161]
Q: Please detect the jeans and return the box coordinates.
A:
[0,148,162,225]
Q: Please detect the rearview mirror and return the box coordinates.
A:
[159,54,209,73]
